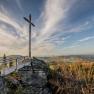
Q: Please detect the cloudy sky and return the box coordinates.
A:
[0,0,94,57]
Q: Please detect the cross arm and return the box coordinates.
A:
[24,17,35,27]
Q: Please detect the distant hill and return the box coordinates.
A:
[37,55,94,62]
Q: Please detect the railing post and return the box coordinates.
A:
[2,54,6,77]
[3,54,6,68]
[15,58,18,72]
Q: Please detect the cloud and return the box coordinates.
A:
[27,0,94,56]
[63,45,80,49]
[62,35,94,51]
[31,0,73,56]
[5,0,23,12]
[66,0,94,24]
[0,0,94,56]
[0,8,29,55]
[78,36,94,42]
[15,0,23,12]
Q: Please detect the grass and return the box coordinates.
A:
[49,61,94,94]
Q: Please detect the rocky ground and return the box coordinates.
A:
[0,58,52,94]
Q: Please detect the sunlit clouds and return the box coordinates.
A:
[0,0,94,56]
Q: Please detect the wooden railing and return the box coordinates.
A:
[0,57,31,76]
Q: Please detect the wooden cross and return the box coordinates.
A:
[24,14,35,58]
[24,14,35,73]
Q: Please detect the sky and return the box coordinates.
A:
[0,0,94,57]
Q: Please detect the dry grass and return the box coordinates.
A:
[49,61,94,94]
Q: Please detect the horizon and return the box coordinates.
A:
[0,0,94,57]
[0,53,94,58]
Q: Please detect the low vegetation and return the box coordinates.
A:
[3,58,94,94]
[49,61,94,94]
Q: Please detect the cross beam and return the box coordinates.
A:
[24,14,35,58]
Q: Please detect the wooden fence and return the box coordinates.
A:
[0,57,31,76]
